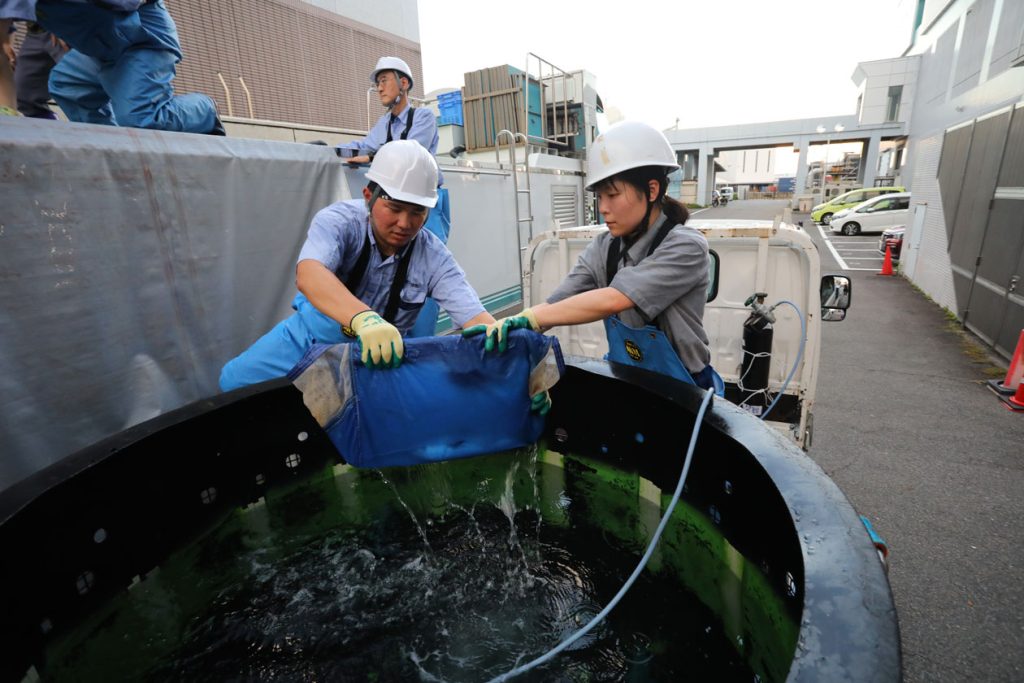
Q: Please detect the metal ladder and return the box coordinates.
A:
[495,129,534,283]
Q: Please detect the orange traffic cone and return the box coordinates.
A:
[1001,377,1024,412]
[878,243,894,276]
[988,329,1024,397]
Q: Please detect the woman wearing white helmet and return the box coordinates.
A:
[220,140,494,390]
[466,121,722,393]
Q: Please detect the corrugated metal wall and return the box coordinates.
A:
[169,0,423,130]
[947,110,1013,315]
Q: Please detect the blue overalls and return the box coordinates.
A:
[37,0,218,132]
[602,224,724,396]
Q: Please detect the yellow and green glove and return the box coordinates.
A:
[348,310,403,369]
[463,308,549,414]
[461,307,540,353]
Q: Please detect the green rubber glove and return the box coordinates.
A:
[349,310,403,369]
[531,391,552,416]
[462,308,541,353]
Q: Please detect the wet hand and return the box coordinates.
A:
[531,391,552,416]
[349,310,403,369]
[461,308,540,353]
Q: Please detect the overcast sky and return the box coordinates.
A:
[418,0,918,133]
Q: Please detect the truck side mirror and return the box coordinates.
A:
[821,274,851,321]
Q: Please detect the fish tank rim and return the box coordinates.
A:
[0,357,900,682]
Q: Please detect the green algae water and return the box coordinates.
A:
[39,448,798,682]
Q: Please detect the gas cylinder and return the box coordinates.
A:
[740,294,775,414]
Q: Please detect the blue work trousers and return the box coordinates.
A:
[39,0,217,132]
[220,294,349,392]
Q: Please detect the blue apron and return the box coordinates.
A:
[604,317,724,396]
[409,187,451,337]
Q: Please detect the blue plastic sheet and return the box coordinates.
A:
[289,331,564,468]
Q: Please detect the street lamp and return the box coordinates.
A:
[816,123,845,206]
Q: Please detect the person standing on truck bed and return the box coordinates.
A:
[219,140,496,391]
[1,1,34,114]
[13,22,67,119]
[0,0,223,133]
[465,120,724,394]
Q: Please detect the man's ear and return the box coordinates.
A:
[400,76,410,92]
[362,186,373,204]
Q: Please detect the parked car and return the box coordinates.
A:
[878,225,905,260]
[811,186,905,224]
[718,186,735,201]
[830,192,911,236]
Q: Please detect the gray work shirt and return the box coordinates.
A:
[547,213,712,373]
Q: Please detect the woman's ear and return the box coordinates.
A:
[648,179,660,202]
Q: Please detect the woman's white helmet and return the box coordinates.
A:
[585,121,679,190]
[370,56,413,90]
[366,140,438,208]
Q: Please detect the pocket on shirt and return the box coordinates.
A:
[398,282,427,311]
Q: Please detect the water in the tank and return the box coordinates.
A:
[39,448,797,682]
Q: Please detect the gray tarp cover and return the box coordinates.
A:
[0,117,359,489]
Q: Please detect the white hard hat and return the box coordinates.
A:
[370,56,413,90]
[586,121,679,190]
[366,140,439,207]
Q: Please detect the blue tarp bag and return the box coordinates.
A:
[288,331,564,468]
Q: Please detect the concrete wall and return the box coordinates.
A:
[301,0,420,43]
[853,56,920,125]
[171,0,424,132]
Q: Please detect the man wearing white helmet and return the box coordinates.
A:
[337,56,438,167]
[466,121,723,394]
[219,140,494,391]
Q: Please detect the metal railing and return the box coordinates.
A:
[523,53,575,150]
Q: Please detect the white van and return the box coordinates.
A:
[830,192,911,236]
[719,186,735,201]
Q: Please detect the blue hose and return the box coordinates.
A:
[486,386,716,683]
[760,300,806,420]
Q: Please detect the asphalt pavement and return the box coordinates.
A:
[699,199,1024,682]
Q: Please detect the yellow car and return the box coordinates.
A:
[811,186,906,224]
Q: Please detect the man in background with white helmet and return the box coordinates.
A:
[219,140,494,391]
[338,55,450,338]
[337,56,438,167]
